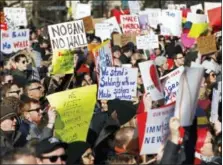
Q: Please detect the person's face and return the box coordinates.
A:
[6,84,22,99]
[25,102,43,125]
[84,74,93,85]
[126,129,139,154]
[162,60,169,70]
[113,50,121,59]
[16,57,28,71]
[28,83,44,100]
[37,148,66,165]
[3,75,13,84]
[174,54,185,67]
[209,72,217,84]
[0,116,17,131]
[101,100,108,112]
[200,132,214,157]
[31,32,37,40]
[16,155,37,164]
[155,49,161,56]
[81,148,94,165]
[41,42,48,49]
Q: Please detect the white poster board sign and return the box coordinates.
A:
[74,3,91,19]
[136,34,159,50]
[145,8,162,29]
[190,4,203,13]
[120,15,140,34]
[95,23,112,41]
[186,13,207,23]
[104,17,122,34]
[128,1,141,15]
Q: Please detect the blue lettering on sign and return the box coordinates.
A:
[2,42,11,49]
[98,89,111,98]
[12,31,27,38]
[166,11,175,17]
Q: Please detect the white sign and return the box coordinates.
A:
[168,4,186,10]
[1,29,29,54]
[120,15,140,34]
[98,67,138,101]
[210,89,220,123]
[104,17,122,34]
[4,8,27,29]
[160,67,185,105]
[74,3,91,19]
[139,61,164,101]
[128,1,141,15]
[136,34,159,50]
[145,8,161,29]
[48,20,88,51]
[186,13,207,23]
[160,10,182,37]
[138,103,175,155]
[174,67,204,126]
[95,23,112,41]
[190,4,203,13]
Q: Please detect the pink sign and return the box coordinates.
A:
[181,33,195,48]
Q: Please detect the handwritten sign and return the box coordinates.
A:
[145,8,161,29]
[137,103,175,155]
[174,67,204,126]
[95,23,112,41]
[113,33,137,47]
[4,8,27,29]
[98,67,138,100]
[136,34,159,50]
[160,10,182,37]
[190,4,203,13]
[48,20,88,51]
[104,17,122,34]
[121,15,140,34]
[1,29,29,54]
[186,13,207,23]
[139,61,164,101]
[128,1,140,15]
[197,35,217,55]
[138,14,149,30]
[82,16,94,32]
[74,3,91,19]
[160,67,185,105]
[47,85,97,143]
[51,49,74,75]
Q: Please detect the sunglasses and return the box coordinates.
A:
[28,107,42,113]
[210,73,216,77]
[8,90,21,95]
[7,80,13,84]
[40,154,67,163]
[29,86,42,91]
[21,60,28,64]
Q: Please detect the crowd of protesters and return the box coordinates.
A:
[0,2,222,165]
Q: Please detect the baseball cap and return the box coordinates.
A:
[0,104,17,121]
[35,137,67,157]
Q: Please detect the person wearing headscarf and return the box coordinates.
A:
[66,141,94,165]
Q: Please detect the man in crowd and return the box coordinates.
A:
[173,53,185,69]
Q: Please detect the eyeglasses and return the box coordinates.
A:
[6,80,13,84]
[40,154,67,163]
[21,60,28,64]
[83,152,94,159]
[29,86,42,91]
[28,107,42,113]
[175,57,184,60]
[210,73,216,77]
[8,90,21,95]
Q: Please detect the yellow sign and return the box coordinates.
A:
[188,23,208,38]
[51,49,74,75]
[47,85,97,143]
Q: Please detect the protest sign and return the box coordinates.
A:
[82,16,94,32]
[190,4,203,13]
[113,33,137,47]
[74,3,91,19]
[207,7,222,27]
[181,33,195,48]
[160,10,182,37]
[138,15,149,30]
[47,85,97,143]
[48,20,88,51]
[98,67,138,100]
[188,23,208,38]
[139,61,164,101]
[197,35,217,55]
[174,67,204,126]
[1,29,29,54]
[95,23,112,41]
[160,67,184,104]
[128,1,140,15]
[51,49,74,75]
[168,4,186,10]
[93,18,106,24]
[137,102,175,155]
[145,8,161,29]
[136,34,159,50]
[104,17,122,34]
[120,15,140,34]
[3,8,27,29]
[210,89,220,123]
[186,13,207,23]
[204,2,221,15]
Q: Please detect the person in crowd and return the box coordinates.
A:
[1,83,22,100]
[172,53,185,69]
[1,74,13,85]
[112,45,122,59]
[120,43,134,64]
[23,80,44,101]
[67,141,95,165]
[107,153,137,164]
[35,137,67,165]
[154,56,169,77]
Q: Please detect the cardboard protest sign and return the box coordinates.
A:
[113,33,137,47]
[51,50,74,75]
[139,61,164,101]
[160,67,185,105]
[188,23,208,38]
[181,33,195,48]
[74,3,91,19]
[210,89,220,123]
[1,29,29,54]
[3,8,27,29]
[92,40,113,76]
[207,7,222,27]
[204,2,221,15]
[104,17,122,34]
[48,20,88,51]
[160,10,182,37]
[197,35,217,55]
[93,18,106,24]
[98,67,138,100]
[190,4,203,13]
[82,16,94,32]
[186,13,207,23]
[138,15,149,30]
[137,102,175,155]
[128,1,140,15]
[174,67,204,126]
[145,8,161,29]
[120,15,140,34]
[47,85,97,143]
[95,23,112,41]
[136,34,159,50]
